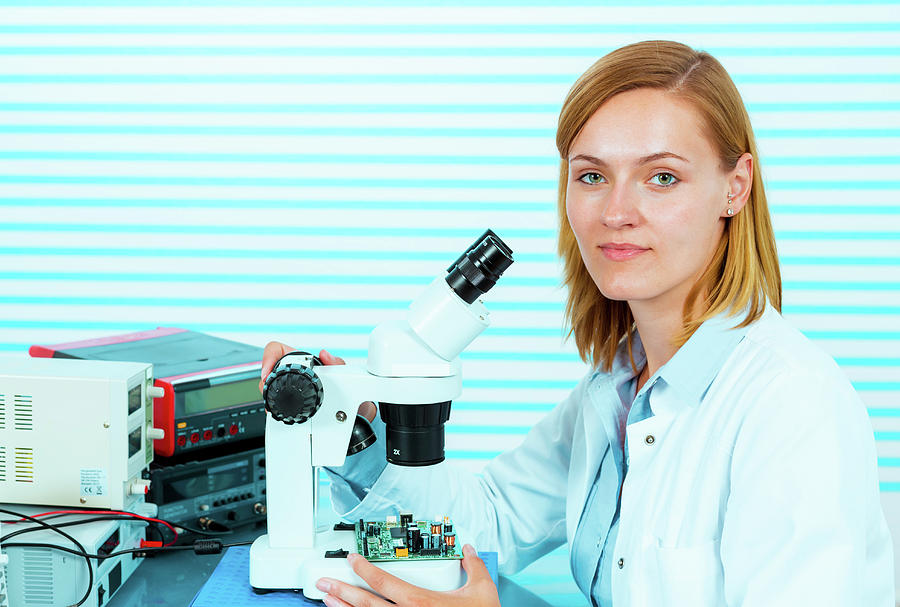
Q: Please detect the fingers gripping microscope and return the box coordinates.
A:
[249,230,514,598]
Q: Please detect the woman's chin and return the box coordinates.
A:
[596,283,649,302]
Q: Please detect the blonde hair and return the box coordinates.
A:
[556,40,782,372]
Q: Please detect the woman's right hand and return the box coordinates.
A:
[259,342,377,422]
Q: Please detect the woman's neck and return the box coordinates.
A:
[630,290,694,379]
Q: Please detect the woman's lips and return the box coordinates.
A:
[600,243,649,261]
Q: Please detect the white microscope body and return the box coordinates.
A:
[250,230,512,599]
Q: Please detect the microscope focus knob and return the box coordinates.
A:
[263,363,324,425]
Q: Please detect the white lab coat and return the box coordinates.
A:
[328,306,894,606]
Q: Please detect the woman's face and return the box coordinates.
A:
[565,87,747,311]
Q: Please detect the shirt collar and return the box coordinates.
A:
[599,307,752,409]
[591,329,646,393]
[655,309,751,407]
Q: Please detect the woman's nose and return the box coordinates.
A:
[599,182,640,228]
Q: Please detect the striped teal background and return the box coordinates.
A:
[0,3,898,604]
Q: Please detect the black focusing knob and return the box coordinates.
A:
[263,359,323,425]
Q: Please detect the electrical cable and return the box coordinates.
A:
[2,509,200,605]
[1,512,228,543]
[0,507,93,607]
[3,538,255,560]
[2,511,238,546]
[173,521,234,536]
[2,508,250,605]
[2,509,179,546]
[106,538,254,558]
[1,515,167,545]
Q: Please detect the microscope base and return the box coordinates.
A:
[249,529,465,600]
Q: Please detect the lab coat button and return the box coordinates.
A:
[617,557,624,569]
[645,434,655,445]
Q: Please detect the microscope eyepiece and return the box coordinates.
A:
[380,229,513,466]
[445,229,514,304]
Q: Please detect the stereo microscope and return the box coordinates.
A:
[249,230,513,599]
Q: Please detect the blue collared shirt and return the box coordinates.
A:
[572,312,751,606]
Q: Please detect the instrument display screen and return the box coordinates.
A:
[163,460,251,501]
[128,427,142,458]
[179,377,262,415]
[128,384,141,415]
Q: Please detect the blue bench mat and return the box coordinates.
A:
[191,546,498,606]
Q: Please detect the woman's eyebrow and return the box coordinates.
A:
[568,151,690,166]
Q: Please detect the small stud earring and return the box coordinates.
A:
[726,192,734,216]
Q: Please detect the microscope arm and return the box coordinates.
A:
[264,364,461,550]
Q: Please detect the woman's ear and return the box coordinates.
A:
[723,152,753,218]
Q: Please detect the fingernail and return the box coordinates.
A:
[346,552,360,564]
[316,579,331,593]
[322,597,338,607]
[463,544,475,556]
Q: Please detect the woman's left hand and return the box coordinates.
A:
[316,543,501,607]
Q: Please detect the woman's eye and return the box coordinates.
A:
[579,172,605,185]
[650,172,678,187]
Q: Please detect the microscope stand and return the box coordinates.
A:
[248,415,463,599]
[249,527,464,600]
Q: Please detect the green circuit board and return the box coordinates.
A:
[355,513,462,562]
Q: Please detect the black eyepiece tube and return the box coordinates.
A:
[445,229,514,304]
[380,401,451,466]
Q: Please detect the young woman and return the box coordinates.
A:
[260,41,894,606]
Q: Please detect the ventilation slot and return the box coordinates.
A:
[0,393,6,429]
[13,394,33,431]
[1,558,9,607]
[14,447,34,483]
[0,446,6,482]
[22,547,54,605]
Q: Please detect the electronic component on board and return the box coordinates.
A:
[444,532,456,550]
[354,514,463,562]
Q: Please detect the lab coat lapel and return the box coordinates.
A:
[567,373,618,593]
[575,338,644,517]
[568,374,621,539]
